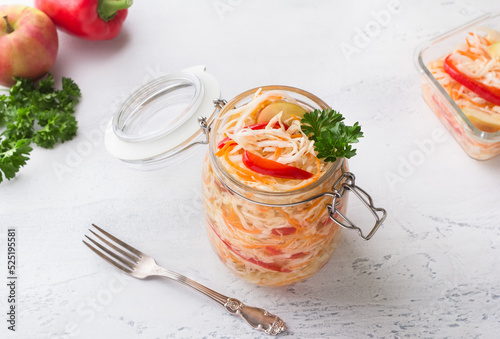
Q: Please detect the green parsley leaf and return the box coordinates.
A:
[0,139,32,182]
[301,108,363,163]
[0,74,81,183]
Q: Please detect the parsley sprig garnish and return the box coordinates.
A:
[301,108,363,163]
[0,74,81,183]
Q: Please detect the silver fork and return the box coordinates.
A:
[83,224,286,336]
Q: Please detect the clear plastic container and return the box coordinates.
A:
[415,12,500,160]
[105,68,386,287]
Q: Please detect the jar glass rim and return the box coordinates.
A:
[208,85,343,199]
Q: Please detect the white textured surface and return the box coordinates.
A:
[1,0,500,338]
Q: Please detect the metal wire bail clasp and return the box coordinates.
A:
[327,172,387,240]
[213,98,227,110]
[194,98,227,146]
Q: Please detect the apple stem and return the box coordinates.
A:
[3,16,14,34]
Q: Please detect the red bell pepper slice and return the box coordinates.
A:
[217,122,288,149]
[262,246,306,259]
[207,220,290,273]
[242,150,313,180]
[271,227,297,236]
[35,0,133,41]
[227,241,290,273]
[443,54,500,106]
[264,246,283,255]
[290,252,308,259]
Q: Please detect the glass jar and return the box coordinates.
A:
[105,67,386,287]
[203,86,349,286]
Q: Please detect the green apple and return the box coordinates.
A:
[490,41,500,59]
[257,102,307,124]
[0,5,58,87]
[462,107,500,133]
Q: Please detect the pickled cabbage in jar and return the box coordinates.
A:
[202,89,362,286]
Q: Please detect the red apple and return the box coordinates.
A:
[0,5,58,87]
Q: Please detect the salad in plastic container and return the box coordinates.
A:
[415,12,500,160]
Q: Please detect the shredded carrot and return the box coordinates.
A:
[305,197,327,223]
[273,147,281,158]
[456,49,478,59]
[280,209,305,231]
[290,154,322,191]
[478,34,491,46]
[215,140,236,157]
[461,94,489,108]
[223,211,262,235]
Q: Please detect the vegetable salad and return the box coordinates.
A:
[429,30,500,131]
[425,29,500,159]
[202,89,348,286]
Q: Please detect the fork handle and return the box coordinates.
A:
[152,266,286,335]
[223,297,286,335]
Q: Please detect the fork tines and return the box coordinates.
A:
[83,224,142,274]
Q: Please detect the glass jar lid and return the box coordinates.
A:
[104,65,220,167]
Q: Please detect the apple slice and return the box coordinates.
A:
[257,102,307,124]
[490,42,500,59]
[462,107,500,133]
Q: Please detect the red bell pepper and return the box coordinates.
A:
[242,150,313,180]
[271,226,297,236]
[35,0,133,41]
[443,54,500,106]
[207,220,290,273]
